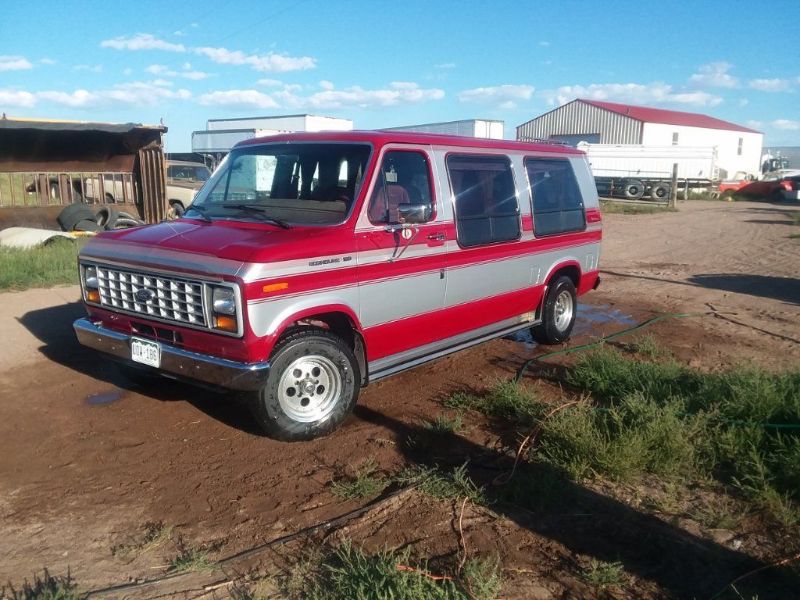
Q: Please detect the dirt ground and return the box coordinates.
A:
[1,200,798,598]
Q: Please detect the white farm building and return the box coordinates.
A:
[517,99,763,179]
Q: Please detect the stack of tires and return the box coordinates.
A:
[57,205,144,233]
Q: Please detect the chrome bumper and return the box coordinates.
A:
[73,317,269,391]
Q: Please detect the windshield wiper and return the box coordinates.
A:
[184,203,212,222]
[223,204,291,229]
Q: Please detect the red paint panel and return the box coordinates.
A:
[84,305,273,363]
[577,270,600,295]
[363,284,544,361]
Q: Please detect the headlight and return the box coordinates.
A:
[211,286,238,333]
[84,266,98,289]
[212,287,236,315]
[83,265,100,303]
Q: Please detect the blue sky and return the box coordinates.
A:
[1,0,799,152]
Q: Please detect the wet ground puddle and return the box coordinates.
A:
[86,388,125,406]
[507,303,636,349]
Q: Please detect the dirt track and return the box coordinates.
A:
[1,200,798,598]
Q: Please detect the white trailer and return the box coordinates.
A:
[578,143,718,200]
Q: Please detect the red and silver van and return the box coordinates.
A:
[74,131,602,440]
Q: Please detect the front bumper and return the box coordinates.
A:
[73,317,269,391]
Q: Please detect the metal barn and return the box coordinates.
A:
[517,99,763,178]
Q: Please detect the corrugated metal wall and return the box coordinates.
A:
[516,100,642,144]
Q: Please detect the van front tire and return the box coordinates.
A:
[533,276,577,345]
[250,328,360,441]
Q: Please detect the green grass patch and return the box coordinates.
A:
[454,354,800,524]
[331,459,389,501]
[564,349,800,523]
[0,238,83,291]
[111,521,173,559]
[581,559,627,589]
[290,540,502,600]
[628,334,671,359]
[169,544,216,573]
[599,200,676,215]
[445,381,543,426]
[395,463,486,504]
[424,413,464,434]
[2,570,83,600]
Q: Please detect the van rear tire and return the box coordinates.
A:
[532,276,577,345]
[249,328,360,441]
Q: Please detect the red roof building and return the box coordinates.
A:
[517,98,764,178]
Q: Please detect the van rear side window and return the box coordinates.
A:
[526,158,585,236]
[447,154,520,248]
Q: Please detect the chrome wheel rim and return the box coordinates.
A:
[277,355,342,423]
[554,290,574,332]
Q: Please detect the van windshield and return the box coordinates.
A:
[187,143,371,226]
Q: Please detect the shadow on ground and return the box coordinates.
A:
[16,302,263,435]
[353,404,800,599]
[689,273,800,305]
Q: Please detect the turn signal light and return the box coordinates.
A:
[87,289,100,303]
[262,282,289,294]
[214,314,238,332]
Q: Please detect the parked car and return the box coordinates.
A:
[165,160,211,216]
[718,169,800,200]
[73,131,602,440]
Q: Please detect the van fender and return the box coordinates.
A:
[247,293,363,339]
[537,259,583,314]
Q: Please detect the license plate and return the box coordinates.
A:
[131,337,161,368]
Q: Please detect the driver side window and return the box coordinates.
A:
[367,150,434,224]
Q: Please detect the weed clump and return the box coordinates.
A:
[284,540,502,600]
[331,459,389,500]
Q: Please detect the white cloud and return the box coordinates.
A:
[689,62,738,88]
[101,33,186,52]
[539,41,550,47]
[319,80,335,90]
[772,119,800,131]
[194,46,315,72]
[145,63,210,80]
[73,64,103,73]
[0,55,33,71]
[0,89,37,108]
[291,82,444,109]
[746,120,763,129]
[457,84,535,108]
[200,81,444,111]
[37,82,191,109]
[738,98,749,107]
[199,89,280,109]
[748,78,791,92]
[544,82,722,107]
[39,58,56,65]
[256,78,284,87]
[434,62,456,69]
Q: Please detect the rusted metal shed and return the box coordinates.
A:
[0,117,168,228]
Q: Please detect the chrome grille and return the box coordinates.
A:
[94,265,207,326]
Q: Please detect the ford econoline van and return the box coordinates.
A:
[74,131,602,440]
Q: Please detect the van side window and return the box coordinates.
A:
[447,154,520,247]
[526,158,585,236]
[368,151,434,225]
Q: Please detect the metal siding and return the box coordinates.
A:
[516,100,642,145]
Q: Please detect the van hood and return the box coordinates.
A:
[80,219,349,276]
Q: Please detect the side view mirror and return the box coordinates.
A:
[396,204,431,224]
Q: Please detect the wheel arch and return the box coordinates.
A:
[537,261,582,319]
[266,304,368,385]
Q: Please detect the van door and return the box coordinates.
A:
[355,147,448,365]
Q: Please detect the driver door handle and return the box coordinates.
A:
[427,232,446,241]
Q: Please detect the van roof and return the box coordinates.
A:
[236,130,585,155]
